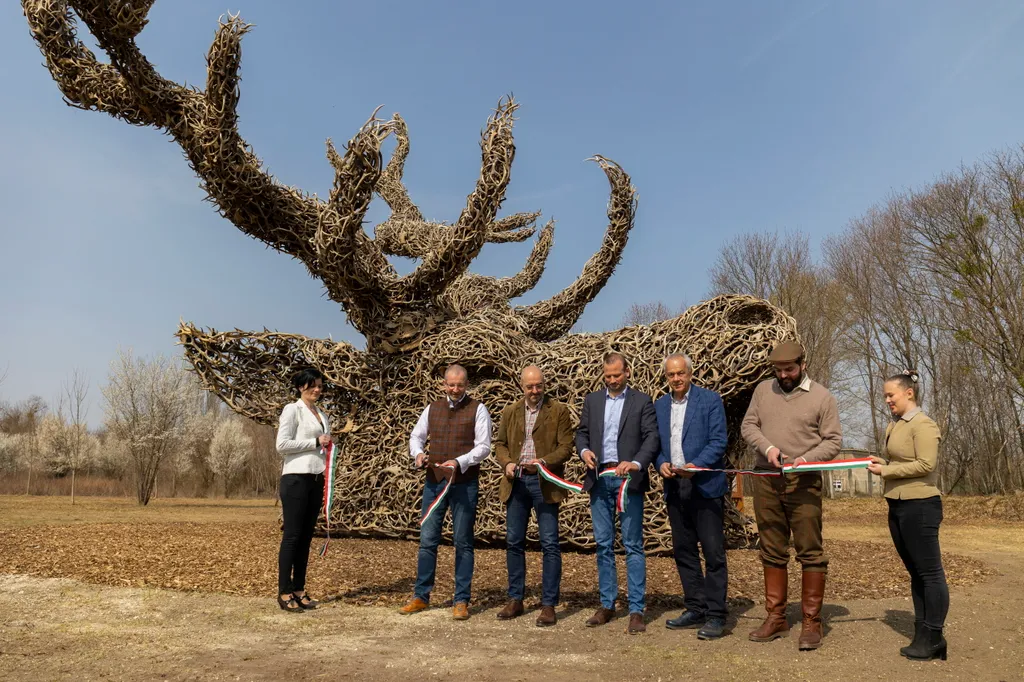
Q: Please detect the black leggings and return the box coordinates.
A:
[887,496,949,630]
[278,473,324,595]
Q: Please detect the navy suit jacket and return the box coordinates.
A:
[575,386,659,495]
[655,385,729,499]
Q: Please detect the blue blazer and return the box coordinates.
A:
[654,385,729,499]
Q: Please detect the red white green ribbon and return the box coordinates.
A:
[783,457,874,473]
[599,467,631,513]
[419,464,456,527]
[534,461,584,493]
[318,441,336,558]
[684,457,874,477]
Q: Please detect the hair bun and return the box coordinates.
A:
[903,369,919,383]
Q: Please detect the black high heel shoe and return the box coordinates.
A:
[277,594,303,613]
[293,593,319,610]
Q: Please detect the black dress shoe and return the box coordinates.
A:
[665,610,705,630]
[294,593,319,610]
[697,617,727,640]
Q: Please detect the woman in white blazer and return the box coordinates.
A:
[276,368,332,612]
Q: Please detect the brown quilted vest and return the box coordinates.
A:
[426,396,481,484]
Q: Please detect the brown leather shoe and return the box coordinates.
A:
[452,602,471,620]
[627,612,646,634]
[535,605,557,627]
[798,571,826,650]
[749,565,790,642]
[398,597,429,615]
[585,607,616,627]
[496,599,524,620]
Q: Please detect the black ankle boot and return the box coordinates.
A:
[900,620,924,658]
[904,625,947,661]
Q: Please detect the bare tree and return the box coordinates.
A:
[102,350,193,505]
[709,230,846,386]
[57,370,90,504]
[208,418,253,497]
[620,301,683,327]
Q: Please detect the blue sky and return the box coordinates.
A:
[2,0,1024,426]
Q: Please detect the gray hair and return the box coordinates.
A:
[663,353,692,373]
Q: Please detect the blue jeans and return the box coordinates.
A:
[506,473,562,606]
[590,474,646,613]
[415,477,478,604]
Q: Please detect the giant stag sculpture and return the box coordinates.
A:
[24,1,798,550]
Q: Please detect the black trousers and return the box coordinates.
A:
[887,496,949,630]
[278,473,324,595]
[665,481,728,620]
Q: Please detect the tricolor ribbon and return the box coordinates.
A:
[598,467,631,513]
[318,441,336,557]
[684,457,875,477]
[419,464,456,527]
[533,461,585,493]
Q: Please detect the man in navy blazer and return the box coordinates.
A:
[655,353,730,640]
[576,351,659,634]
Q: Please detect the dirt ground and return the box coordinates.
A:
[1,496,1022,681]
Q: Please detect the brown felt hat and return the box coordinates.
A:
[768,341,804,362]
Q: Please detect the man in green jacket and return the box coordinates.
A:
[493,365,575,626]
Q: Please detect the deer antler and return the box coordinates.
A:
[373,111,539,258]
[515,156,638,341]
[441,219,555,315]
[391,96,519,303]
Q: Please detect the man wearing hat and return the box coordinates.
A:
[741,341,842,650]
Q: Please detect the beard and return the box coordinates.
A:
[778,371,804,393]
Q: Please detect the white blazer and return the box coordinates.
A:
[276,399,331,475]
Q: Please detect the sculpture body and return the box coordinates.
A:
[24,1,797,550]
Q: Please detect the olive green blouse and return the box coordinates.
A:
[880,408,942,500]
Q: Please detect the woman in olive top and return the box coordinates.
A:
[867,370,948,661]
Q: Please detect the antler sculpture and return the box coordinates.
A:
[25,1,798,550]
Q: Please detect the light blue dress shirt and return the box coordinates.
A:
[601,388,628,465]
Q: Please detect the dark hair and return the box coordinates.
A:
[291,368,324,396]
[886,369,921,404]
[603,351,629,369]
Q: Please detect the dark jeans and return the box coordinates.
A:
[887,496,949,630]
[505,473,562,606]
[278,473,324,595]
[665,483,728,620]
[416,477,479,604]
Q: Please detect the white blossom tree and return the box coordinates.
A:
[102,350,193,505]
[208,418,252,497]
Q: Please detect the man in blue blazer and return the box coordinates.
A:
[576,351,660,634]
[655,353,730,640]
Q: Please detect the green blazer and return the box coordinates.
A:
[493,397,575,504]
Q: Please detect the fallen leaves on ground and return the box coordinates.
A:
[0,522,993,609]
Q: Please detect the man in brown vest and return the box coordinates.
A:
[399,364,492,620]
[493,365,575,626]
[741,341,842,650]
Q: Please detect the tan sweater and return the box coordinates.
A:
[741,378,842,469]
[880,408,941,500]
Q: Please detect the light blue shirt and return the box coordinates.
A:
[601,388,628,465]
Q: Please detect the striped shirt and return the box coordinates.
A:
[519,400,543,464]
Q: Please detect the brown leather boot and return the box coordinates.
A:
[749,565,790,642]
[496,599,524,620]
[535,605,557,627]
[798,571,826,650]
[398,597,429,615]
[585,607,616,627]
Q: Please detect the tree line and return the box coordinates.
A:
[631,145,1024,495]
[0,350,279,504]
